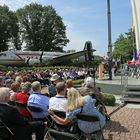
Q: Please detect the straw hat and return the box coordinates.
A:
[50,74,60,81]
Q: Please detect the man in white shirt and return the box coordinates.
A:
[49,81,67,111]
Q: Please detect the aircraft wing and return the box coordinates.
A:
[52,49,96,62]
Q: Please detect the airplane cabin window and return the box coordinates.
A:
[0,53,6,56]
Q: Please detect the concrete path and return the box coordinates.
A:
[96,75,140,86]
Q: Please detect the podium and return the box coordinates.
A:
[98,63,103,80]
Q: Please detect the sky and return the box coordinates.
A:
[0,0,132,57]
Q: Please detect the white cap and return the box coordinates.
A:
[84,77,94,88]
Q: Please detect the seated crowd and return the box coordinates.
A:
[0,70,107,140]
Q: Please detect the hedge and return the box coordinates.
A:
[102,93,116,106]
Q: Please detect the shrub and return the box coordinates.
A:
[73,79,84,85]
[102,93,116,106]
[0,65,9,71]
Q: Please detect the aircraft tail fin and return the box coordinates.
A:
[84,41,94,62]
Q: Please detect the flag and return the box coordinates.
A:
[133,48,138,61]
[131,0,140,53]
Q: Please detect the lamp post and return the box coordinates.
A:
[107,0,112,80]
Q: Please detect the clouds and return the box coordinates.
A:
[0,0,42,10]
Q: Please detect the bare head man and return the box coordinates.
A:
[0,87,10,102]
[31,81,41,92]
[56,81,66,95]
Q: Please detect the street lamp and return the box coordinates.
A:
[107,0,112,80]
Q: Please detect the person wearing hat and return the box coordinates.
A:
[79,77,108,119]
[48,74,61,97]
[79,77,97,97]
[5,79,14,89]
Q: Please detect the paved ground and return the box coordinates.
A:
[96,76,140,140]
[95,75,140,94]
[104,106,140,140]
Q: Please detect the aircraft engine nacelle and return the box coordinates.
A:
[28,59,40,66]
[42,56,53,62]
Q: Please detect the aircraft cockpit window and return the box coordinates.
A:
[0,53,6,56]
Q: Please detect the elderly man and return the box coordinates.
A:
[79,77,98,97]
[79,77,108,119]
[28,81,49,120]
[0,87,45,140]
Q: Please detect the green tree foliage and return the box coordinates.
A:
[94,55,104,64]
[9,11,21,50]
[16,3,69,52]
[112,29,135,63]
[0,5,21,51]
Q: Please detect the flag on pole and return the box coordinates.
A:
[133,48,138,61]
[131,0,140,53]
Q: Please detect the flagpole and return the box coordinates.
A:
[107,0,112,80]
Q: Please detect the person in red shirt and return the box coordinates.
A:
[15,82,32,118]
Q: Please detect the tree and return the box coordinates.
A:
[0,5,21,51]
[112,29,135,63]
[9,11,21,50]
[16,3,69,52]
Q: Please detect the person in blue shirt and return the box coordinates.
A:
[28,81,49,120]
[48,87,106,134]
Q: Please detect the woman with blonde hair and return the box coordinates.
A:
[15,76,23,84]
[66,87,85,112]
[48,87,106,134]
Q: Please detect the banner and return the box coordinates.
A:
[131,0,140,52]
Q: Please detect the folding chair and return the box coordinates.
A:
[49,110,78,133]
[27,105,46,121]
[15,101,27,109]
[52,110,66,118]
[76,113,104,140]
[27,105,43,113]
[44,128,80,140]
[49,110,69,131]
[27,105,51,126]
[8,100,16,106]
[0,119,14,140]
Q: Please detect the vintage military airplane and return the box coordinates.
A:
[0,41,95,66]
